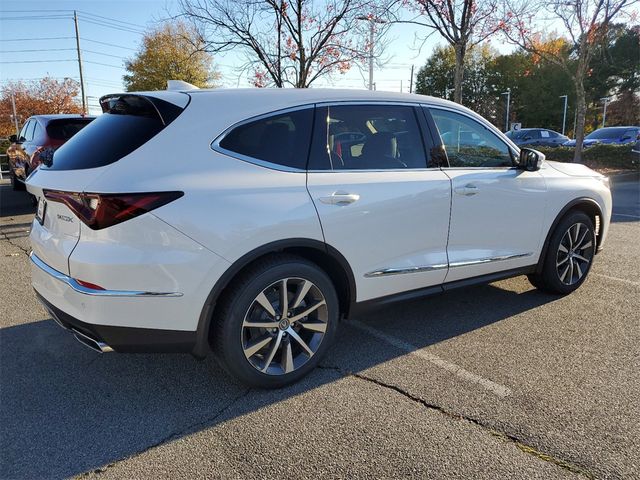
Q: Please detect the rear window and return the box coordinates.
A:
[46,119,94,141]
[218,108,313,170]
[41,95,184,171]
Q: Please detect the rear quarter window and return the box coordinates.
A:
[46,119,94,141]
[217,108,314,170]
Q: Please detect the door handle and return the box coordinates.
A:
[454,184,478,196]
[319,191,360,205]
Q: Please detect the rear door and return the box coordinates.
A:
[26,93,188,275]
[306,103,451,302]
[426,107,547,283]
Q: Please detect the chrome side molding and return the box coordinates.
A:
[449,252,533,268]
[30,252,183,298]
[364,263,448,278]
[364,253,533,278]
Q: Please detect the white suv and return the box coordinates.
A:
[26,89,612,387]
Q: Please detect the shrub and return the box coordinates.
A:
[536,144,639,170]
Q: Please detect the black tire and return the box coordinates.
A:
[11,173,25,191]
[528,211,596,294]
[212,254,339,388]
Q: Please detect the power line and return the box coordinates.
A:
[77,11,145,29]
[79,17,145,35]
[82,49,127,60]
[81,38,137,52]
[84,60,125,69]
[0,36,75,42]
[0,15,72,20]
[0,59,76,63]
[1,48,75,53]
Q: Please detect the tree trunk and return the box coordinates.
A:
[573,77,587,163]
[453,43,466,104]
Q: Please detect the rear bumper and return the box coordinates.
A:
[31,251,197,353]
[35,291,196,353]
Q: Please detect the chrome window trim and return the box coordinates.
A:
[210,104,314,173]
[364,252,533,278]
[30,252,183,297]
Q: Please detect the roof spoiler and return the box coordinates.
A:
[166,80,200,91]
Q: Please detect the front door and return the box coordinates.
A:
[306,104,451,302]
[427,107,547,283]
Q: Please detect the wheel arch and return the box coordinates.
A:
[536,197,604,274]
[192,238,356,358]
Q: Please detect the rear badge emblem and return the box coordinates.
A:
[57,214,73,222]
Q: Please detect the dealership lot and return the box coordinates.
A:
[1,173,638,479]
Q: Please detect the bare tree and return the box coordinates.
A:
[393,0,508,104]
[504,0,638,162]
[179,0,388,88]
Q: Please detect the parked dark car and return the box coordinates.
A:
[505,128,569,147]
[562,126,640,148]
[7,114,95,191]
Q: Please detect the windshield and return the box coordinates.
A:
[586,128,631,140]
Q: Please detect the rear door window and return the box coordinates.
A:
[217,108,314,170]
[41,95,184,171]
[308,104,428,170]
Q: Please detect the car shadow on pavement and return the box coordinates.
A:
[0,282,559,479]
[0,183,35,218]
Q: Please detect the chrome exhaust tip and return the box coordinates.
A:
[72,329,114,353]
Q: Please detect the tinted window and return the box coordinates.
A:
[586,127,629,140]
[47,119,94,140]
[219,109,313,170]
[430,109,513,168]
[309,105,427,170]
[42,96,183,171]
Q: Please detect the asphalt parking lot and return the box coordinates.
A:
[1,173,638,479]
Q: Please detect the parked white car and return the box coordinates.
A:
[26,88,612,387]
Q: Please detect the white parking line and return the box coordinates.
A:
[350,320,512,398]
[593,273,640,287]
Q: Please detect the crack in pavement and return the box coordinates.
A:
[317,364,594,479]
[0,228,30,256]
[79,387,252,477]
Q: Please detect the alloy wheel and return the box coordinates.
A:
[241,277,328,375]
[556,222,594,286]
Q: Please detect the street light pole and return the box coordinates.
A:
[357,16,385,91]
[601,97,610,128]
[559,95,568,136]
[501,89,511,132]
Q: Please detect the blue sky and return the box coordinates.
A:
[1,0,506,114]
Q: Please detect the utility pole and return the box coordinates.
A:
[501,88,511,132]
[409,64,414,94]
[601,97,610,127]
[10,92,20,136]
[73,10,86,115]
[400,80,403,93]
[559,95,568,136]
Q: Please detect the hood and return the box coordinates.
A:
[545,160,603,178]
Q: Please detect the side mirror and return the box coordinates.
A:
[9,134,17,143]
[518,147,544,171]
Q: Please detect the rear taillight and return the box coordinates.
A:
[43,190,183,230]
